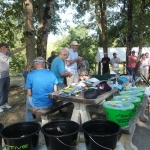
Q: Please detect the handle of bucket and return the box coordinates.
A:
[89,136,113,150]
[56,138,77,148]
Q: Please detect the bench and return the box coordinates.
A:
[28,100,73,124]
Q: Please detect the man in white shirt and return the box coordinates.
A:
[110,53,121,72]
[65,41,83,86]
[0,42,26,112]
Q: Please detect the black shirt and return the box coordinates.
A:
[101,57,110,68]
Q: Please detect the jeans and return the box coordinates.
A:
[0,77,10,105]
[25,96,52,121]
[127,67,136,81]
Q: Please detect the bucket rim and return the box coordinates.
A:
[81,119,121,137]
[1,121,41,139]
[41,120,80,138]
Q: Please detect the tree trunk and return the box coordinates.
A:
[23,0,36,71]
[135,0,145,73]
[37,0,54,59]
[99,0,107,53]
[126,0,134,70]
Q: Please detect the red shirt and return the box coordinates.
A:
[127,55,137,68]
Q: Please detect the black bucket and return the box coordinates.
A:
[41,120,80,150]
[0,123,4,146]
[81,119,121,150]
[1,122,41,150]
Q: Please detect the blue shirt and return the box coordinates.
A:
[26,69,58,107]
[51,57,65,84]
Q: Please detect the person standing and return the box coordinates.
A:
[25,57,58,121]
[127,51,137,81]
[77,56,89,71]
[0,42,26,112]
[47,51,56,70]
[139,53,150,81]
[110,53,121,72]
[65,41,83,86]
[51,48,72,90]
[101,53,110,74]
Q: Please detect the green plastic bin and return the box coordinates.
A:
[103,101,134,127]
[125,87,145,94]
[112,95,141,117]
[119,91,144,102]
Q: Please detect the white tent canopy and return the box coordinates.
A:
[96,47,150,62]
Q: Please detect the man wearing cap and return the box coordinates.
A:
[51,48,72,90]
[25,57,58,121]
[110,53,121,72]
[65,41,83,85]
[0,42,26,113]
[127,51,137,81]
[101,53,110,74]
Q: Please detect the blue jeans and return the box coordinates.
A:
[25,96,52,121]
[0,77,10,105]
[127,67,136,81]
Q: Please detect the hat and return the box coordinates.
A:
[34,57,45,63]
[70,41,79,45]
[0,42,9,48]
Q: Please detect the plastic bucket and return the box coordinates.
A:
[81,119,121,150]
[125,87,145,94]
[1,122,41,150]
[103,101,134,127]
[0,123,4,146]
[119,91,144,102]
[41,120,80,150]
[113,95,141,117]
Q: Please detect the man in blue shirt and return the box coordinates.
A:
[25,57,58,121]
[51,48,72,90]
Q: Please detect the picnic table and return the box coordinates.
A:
[48,81,129,124]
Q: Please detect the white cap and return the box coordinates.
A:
[70,41,79,45]
[34,57,45,63]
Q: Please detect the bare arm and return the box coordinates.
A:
[12,43,26,55]
[54,85,57,92]
[60,72,72,77]
[27,89,32,96]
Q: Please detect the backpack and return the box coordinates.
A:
[96,81,112,95]
[84,89,99,99]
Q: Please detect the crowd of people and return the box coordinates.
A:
[1,40,150,121]
[101,51,150,82]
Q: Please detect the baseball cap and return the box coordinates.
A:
[34,57,45,63]
[70,41,79,45]
[0,42,9,48]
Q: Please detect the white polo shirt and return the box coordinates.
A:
[65,48,78,74]
[0,52,12,78]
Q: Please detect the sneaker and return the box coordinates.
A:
[1,103,11,109]
[0,107,4,112]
